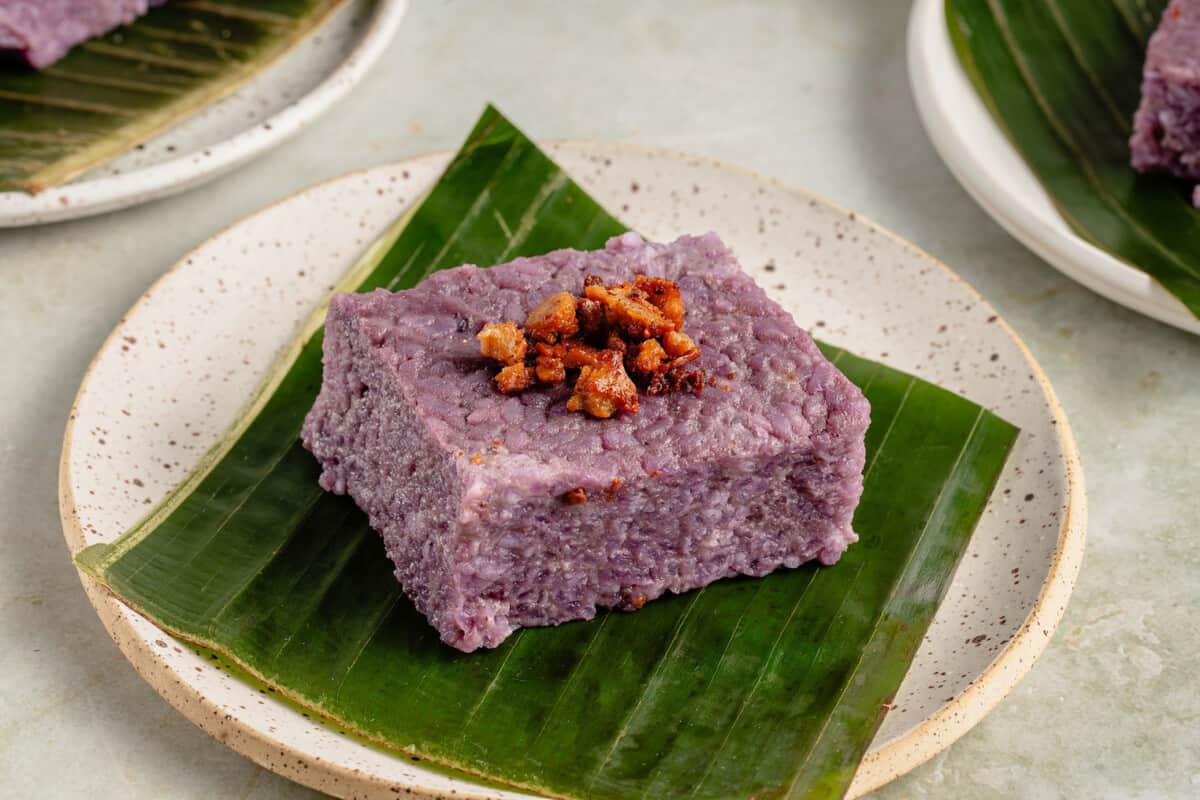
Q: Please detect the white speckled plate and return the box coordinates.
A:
[59,143,1086,798]
[907,0,1200,336]
[0,0,406,229]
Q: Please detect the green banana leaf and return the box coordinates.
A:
[0,0,350,193]
[76,106,1018,800]
[946,0,1200,319]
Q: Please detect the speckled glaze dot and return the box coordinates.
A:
[60,144,1084,800]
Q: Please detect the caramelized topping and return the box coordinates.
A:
[605,478,623,499]
[535,340,603,368]
[494,363,535,394]
[635,275,685,328]
[662,330,701,366]
[563,341,603,368]
[605,329,628,355]
[535,354,567,385]
[477,322,527,365]
[524,291,579,343]
[670,368,707,396]
[630,339,668,376]
[584,282,677,340]
[576,297,606,340]
[478,273,710,417]
[646,365,708,397]
[566,350,639,419]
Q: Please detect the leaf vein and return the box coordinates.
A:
[781,407,987,798]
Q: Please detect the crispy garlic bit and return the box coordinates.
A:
[635,275,685,328]
[565,341,603,367]
[662,330,700,364]
[477,271,709,417]
[477,322,527,365]
[646,367,706,397]
[562,487,588,505]
[495,363,535,394]
[576,297,606,340]
[535,354,567,385]
[525,291,579,343]
[535,341,602,369]
[566,350,639,419]
[584,282,677,340]
[630,338,668,376]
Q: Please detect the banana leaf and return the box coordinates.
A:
[76,106,1018,800]
[946,0,1200,319]
[0,0,349,193]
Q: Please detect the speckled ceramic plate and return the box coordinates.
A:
[907,0,1200,337]
[0,0,406,229]
[59,143,1086,798]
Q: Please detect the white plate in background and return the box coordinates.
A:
[0,0,406,228]
[907,0,1200,336]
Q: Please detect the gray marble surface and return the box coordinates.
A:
[1,1,1196,797]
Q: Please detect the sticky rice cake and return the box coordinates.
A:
[0,0,164,69]
[302,233,871,652]
[1130,0,1200,204]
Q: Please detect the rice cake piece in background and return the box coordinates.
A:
[1130,0,1200,204]
[0,0,164,69]
[302,232,871,652]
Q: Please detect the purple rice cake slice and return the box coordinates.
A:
[1130,0,1200,204]
[0,0,164,69]
[302,232,871,652]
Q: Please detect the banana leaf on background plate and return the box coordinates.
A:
[947,0,1200,318]
[0,0,350,192]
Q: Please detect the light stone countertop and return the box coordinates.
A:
[1,1,1196,797]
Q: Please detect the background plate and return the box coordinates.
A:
[0,0,406,229]
[60,143,1085,798]
[907,0,1200,337]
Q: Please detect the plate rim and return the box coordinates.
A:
[0,0,408,229]
[906,0,1200,337]
[58,144,1087,799]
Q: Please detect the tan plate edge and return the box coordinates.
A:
[59,143,1087,800]
[842,221,1087,797]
